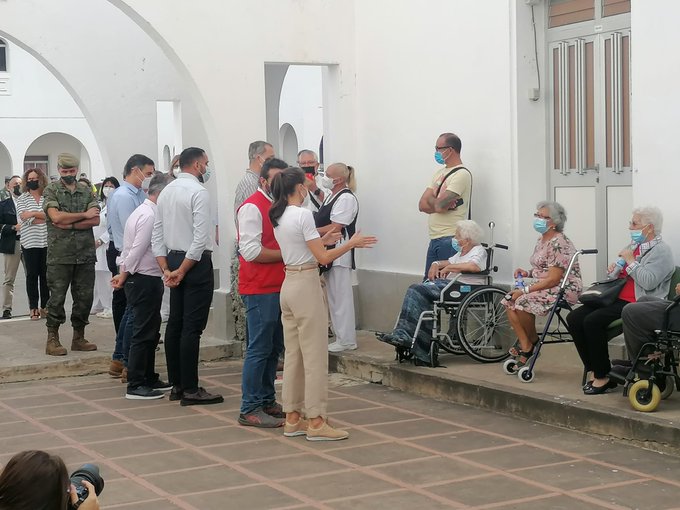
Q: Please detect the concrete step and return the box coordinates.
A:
[330,331,680,454]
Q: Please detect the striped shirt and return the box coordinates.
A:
[233,170,259,220]
[15,192,47,249]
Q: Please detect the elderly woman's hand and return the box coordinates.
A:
[514,268,529,278]
[508,289,524,302]
[427,264,439,281]
[619,248,636,264]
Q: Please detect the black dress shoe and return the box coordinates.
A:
[169,386,183,401]
[180,387,224,406]
[583,379,618,395]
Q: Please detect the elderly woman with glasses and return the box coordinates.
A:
[566,206,674,395]
[377,220,487,365]
[502,201,582,368]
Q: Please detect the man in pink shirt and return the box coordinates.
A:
[113,174,172,400]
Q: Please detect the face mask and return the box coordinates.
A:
[300,186,310,207]
[61,175,76,185]
[451,238,461,252]
[301,166,316,176]
[172,167,181,177]
[434,151,446,165]
[630,229,646,244]
[533,218,549,234]
[320,175,335,189]
[142,177,152,191]
[199,165,212,184]
[27,181,40,191]
[102,186,114,198]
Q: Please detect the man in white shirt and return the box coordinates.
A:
[298,149,328,213]
[152,147,223,406]
[113,173,172,400]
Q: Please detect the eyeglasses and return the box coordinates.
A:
[435,146,452,151]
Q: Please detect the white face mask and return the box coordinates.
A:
[320,175,335,189]
[102,187,114,198]
[142,177,152,192]
[300,186,310,207]
[200,165,212,183]
[172,167,181,177]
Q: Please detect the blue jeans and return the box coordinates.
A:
[112,304,134,366]
[424,236,456,279]
[240,293,284,415]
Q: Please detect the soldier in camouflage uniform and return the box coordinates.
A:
[43,153,100,356]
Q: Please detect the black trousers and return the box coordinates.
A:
[125,273,163,390]
[22,247,49,309]
[164,251,213,393]
[566,299,628,378]
[107,242,127,333]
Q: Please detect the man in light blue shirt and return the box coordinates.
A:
[106,154,155,378]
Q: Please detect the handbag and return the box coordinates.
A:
[578,277,628,308]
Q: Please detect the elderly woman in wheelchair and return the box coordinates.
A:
[502,201,582,370]
[376,220,487,365]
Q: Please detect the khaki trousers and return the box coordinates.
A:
[2,241,22,312]
[280,267,328,418]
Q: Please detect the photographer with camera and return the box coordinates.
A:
[0,450,101,510]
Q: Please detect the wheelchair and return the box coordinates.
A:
[612,295,680,412]
[382,222,514,367]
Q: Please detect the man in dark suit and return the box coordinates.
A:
[0,175,22,319]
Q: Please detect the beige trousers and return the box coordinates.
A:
[2,241,22,312]
[280,267,328,418]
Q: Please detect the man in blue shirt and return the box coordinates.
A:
[106,154,155,378]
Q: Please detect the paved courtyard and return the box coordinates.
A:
[1,361,680,509]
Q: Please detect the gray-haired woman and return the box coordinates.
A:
[567,206,674,395]
[502,201,582,368]
[377,219,488,365]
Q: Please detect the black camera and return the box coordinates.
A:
[69,464,104,509]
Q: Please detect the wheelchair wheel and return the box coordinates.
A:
[502,358,517,375]
[629,380,661,412]
[659,375,675,400]
[395,346,412,363]
[429,341,439,367]
[517,366,535,383]
[456,286,514,363]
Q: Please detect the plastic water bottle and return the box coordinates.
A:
[514,274,525,290]
[608,258,626,279]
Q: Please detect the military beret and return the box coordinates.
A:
[57,153,80,169]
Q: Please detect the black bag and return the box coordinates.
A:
[578,278,627,308]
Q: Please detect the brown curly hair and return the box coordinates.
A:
[21,167,48,193]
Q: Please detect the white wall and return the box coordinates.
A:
[25,133,89,178]
[0,41,105,180]
[631,0,680,262]
[279,65,324,160]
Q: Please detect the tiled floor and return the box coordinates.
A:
[1,361,680,509]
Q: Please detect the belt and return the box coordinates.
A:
[168,250,213,256]
[285,263,318,272]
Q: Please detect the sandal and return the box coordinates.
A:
[515,347,538,369]
[30,309,40,321]
[508,337,539,357]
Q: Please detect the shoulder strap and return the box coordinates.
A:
[435,166,464,197]
[435,166,472,220]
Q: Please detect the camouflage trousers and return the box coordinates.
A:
[230,244,247,348]
[46,263,95,330]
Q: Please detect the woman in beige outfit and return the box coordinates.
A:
[270,167,376,441]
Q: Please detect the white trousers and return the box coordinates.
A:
[325,265,357,346]
[92,270,113,311]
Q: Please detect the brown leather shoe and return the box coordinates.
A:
[108,360,124,378]
[71,328,97,351]
[45,327,67,356]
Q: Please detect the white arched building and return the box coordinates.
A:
[0,0,677,339]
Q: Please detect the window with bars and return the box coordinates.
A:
[549,0,630,28]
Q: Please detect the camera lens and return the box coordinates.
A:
[70,463,104,498]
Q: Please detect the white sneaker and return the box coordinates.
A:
[96,309,113,319]
[328,342,357,353]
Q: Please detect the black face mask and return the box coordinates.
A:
[27,181,40,191]
[301,166,316,175]
[12,184,21,196]
[61,175,76,185]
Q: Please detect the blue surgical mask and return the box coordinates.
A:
[451,238,461,252]
[434,151,446,165]
[533,218,549,234]
[630,229,646,244]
